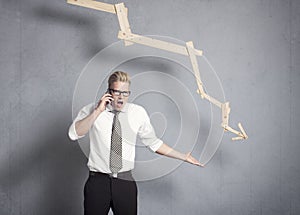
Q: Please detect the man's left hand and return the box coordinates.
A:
[185,152,204,167]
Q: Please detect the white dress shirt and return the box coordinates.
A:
[68,102,163,173]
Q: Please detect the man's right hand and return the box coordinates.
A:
[73,93,113,137]
[95,93,114,113]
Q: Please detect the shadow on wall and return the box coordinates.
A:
[137,176,176,213]
[0,107,88,215]
[0,2,109,213]
[32,2,106,59]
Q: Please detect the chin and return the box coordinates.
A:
[113,104,123,111]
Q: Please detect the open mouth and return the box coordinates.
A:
[117,100,123,105]
[115,100,124,108]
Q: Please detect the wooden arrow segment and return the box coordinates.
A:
[118,31,203,57]
[67,0,204,56]
[67,0,116,14]
[186,41,205,98]
[220,102,248,140]
[185,42,246,140]
[238,123,248,139]
[67,0,248,141]
[221,102,230,126]
[115,3,133,46]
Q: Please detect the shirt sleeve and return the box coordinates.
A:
[137,107,163,152]
[68,103,94,141]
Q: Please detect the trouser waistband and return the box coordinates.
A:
[89,170,133,180]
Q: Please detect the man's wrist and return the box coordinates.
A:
[93,108,103,118]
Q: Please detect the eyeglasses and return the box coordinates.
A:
[109,89,131,97]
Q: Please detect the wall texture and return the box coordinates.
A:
[0,0,299,214]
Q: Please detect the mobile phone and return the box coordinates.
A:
[105,89,111,105]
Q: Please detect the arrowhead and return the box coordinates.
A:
[231,123,248,141]
[222,123,248,141]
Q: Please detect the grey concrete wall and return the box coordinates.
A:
[1,0,299,214]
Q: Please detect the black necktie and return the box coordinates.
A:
[110,111,123,173]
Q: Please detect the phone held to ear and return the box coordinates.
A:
[105,89,111,105]
[95,89,112,109]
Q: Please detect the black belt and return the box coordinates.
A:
[89,170,133,180]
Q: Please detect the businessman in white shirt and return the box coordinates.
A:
[68,71,202,215]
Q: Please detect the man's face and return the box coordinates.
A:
[109,81,130,111]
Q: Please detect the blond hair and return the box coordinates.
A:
[108,71,131,87]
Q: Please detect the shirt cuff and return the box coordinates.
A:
[68,121,85,141]
[148,139,163,152]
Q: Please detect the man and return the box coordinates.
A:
[68,71,202,215]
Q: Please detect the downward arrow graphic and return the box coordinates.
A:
[67,0,248,141]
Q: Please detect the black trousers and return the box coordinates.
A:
[84,171,138,215]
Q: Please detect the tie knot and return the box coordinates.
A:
[113,110,120,116]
